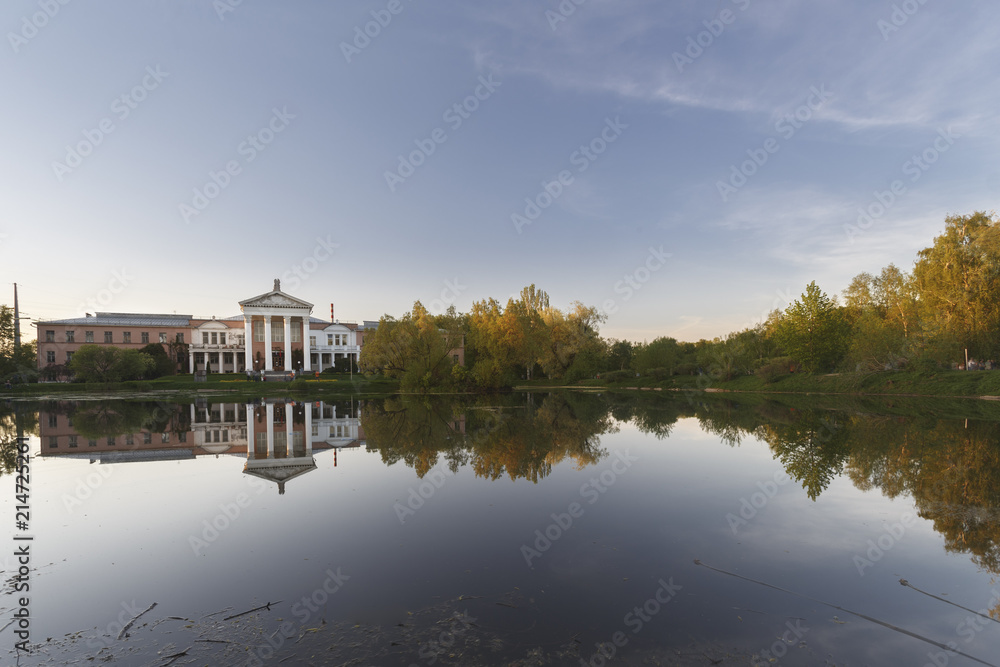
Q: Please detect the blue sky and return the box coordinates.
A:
[3,0,997,342]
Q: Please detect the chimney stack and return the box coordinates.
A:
[330,303,334,322]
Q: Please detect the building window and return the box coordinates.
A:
[123,331,131,343]
[104,331,113,343]
[66,351,74,363]
[291,322,301,342]
[272,325,284,343]
[254,321,264,342]
[211,332,218,344]
[85,331,94,343]
[159,333,167,343]
[219,332,225,345]
[107,437,115,446]
[45,330,55,342]
[327,334,333,346]
[48,414,57,428]
[176,333,184,343]
[49,436,58,448]
[178,431,187,443]
[141,332,149,344]
[143,432,152,444]
[46,351,55,363]
[68,436,78,448]
[310,336,316,347]
[161,433,170,443]
[88,439,97,447]
[125,434,133,446]
[66,330,75,343]
[203,332,209,344]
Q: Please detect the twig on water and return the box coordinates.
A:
[693,559,999,667]
[900,579,1000,625]
[160,647,191,666]
[223,601,282,621]
[118,602,157,640]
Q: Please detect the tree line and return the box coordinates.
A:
[360,212,1000,389]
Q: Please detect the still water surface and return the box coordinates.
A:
[3,392,1000,666]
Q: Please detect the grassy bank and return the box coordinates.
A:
[526,368,1000,398]
[0,372,400,399]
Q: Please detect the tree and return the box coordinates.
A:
[139,343,176,378]
[359,302,464,390]
[0,305,36,382]
[606,339,634,371]
[632,337,680,375]
[68,345,153,382]
[773,282,850,372]
[842,265,914,370]
[912,212,1000,361]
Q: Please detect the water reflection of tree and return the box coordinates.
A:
[844,416,1000,575]
[362,393,613,482]
[47,400,191,440]
[0,402,38,476]
[689,397,1000,583]
[755,413,850,501]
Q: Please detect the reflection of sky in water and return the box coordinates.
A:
[4,403,1000,665]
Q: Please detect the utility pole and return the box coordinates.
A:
[13,282,20,349]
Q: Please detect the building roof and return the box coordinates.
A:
[38,312,192,326]
[239,279,314,310]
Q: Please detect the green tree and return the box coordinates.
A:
[774,281,850,372]
[68,345,153,382]
[139,343,176,378]
[0,305,36,382]
[606,339,634,371]
[912,212,1000,361]
[359,302,464,390]
[632,337,680,375]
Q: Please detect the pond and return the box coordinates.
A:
[2,392,1000,666]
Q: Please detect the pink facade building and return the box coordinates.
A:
[36,280,382,375]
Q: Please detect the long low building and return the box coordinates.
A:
[36,279,385,374]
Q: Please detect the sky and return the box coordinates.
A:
[3,0,998,343]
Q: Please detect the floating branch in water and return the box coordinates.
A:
[900,578,1000,626]
[223,601,282,621]
[117,602,157,640]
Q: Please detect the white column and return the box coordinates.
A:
[303,319,311,371]
[244,317,252,372]
[305,406,313,456]
[283,316,292,372]
[264,316,273,371]
[246,404,255,460]
[285,403,293,457]
[189,348,194,374]
[265,403,274,458]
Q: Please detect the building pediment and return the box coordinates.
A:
[239,279,314,311]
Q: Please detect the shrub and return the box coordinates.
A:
[755,357,796,383]
[602,370,634,383]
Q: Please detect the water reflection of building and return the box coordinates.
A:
[244,400,364,494]
[37,401,364,480]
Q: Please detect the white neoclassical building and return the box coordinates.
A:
[239,279,314,372]
[41,279,379,375]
